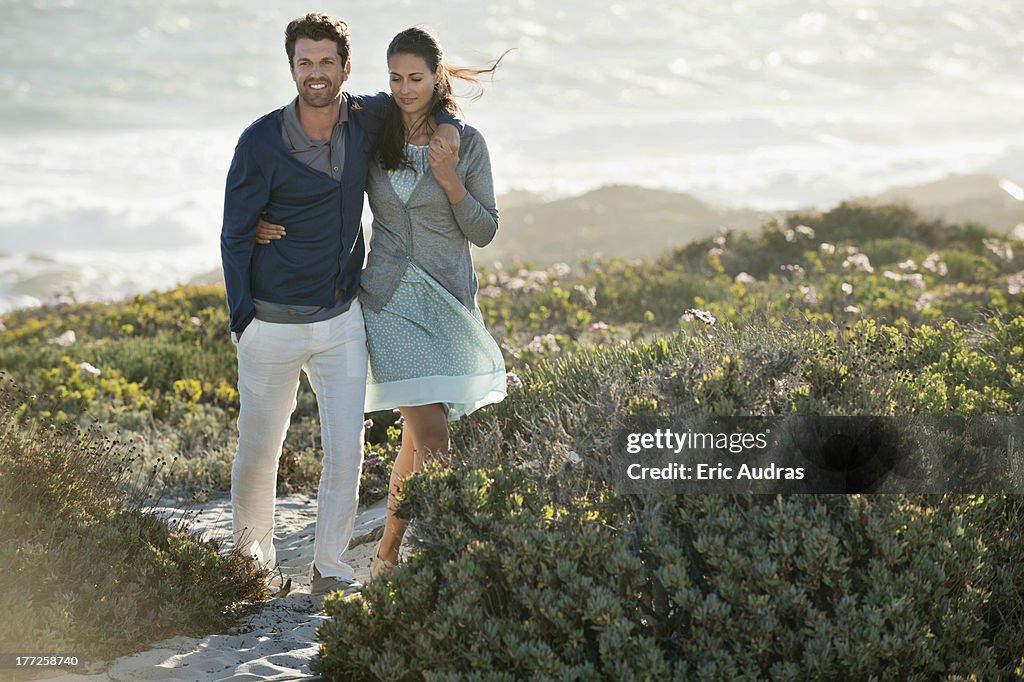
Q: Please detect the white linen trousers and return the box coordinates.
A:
[231,300,367,580]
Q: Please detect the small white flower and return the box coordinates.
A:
[799,285,819,305]
[573,285,597,307]
[923,253,948,276]
[843,253,874,273]
[526,334,560,354]
[48,330,77,347]
[820,243,836,255]
[1008,272,1024,296]
[681,308,716,326]
[841,282,853,295]
[844,305,860,313]
[735,272,756,285]
[794,224,815,238]
[984,238,1013,262]
[898,259,917,271]
[883,270,902,281]
[478,286,502,298]
[904,273,925,289]
[78,362,101,377]
[526,269,549,285]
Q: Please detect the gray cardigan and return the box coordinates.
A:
[359,125,499,313]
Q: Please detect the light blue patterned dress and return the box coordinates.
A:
[362,143,506,421]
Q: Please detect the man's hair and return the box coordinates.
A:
[285,13,351,67]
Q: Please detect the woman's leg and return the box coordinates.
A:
[378,424,416,562]
[377,403,449,563]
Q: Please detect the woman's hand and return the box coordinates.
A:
[255,215,286,244]
[432,123,461,157]
[428,138,467,204]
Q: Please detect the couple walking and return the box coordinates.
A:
[220,13,507,596]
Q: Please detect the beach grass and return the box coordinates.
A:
[0,377,267,661]
[1,202,1023,674]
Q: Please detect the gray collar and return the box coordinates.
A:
[282,96,348,148]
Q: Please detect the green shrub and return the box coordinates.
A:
[0,380,267,660]
[2,202,1023,674]
[314,308,1024,678]
[314,462,1024,680]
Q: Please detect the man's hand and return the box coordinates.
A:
[255,216,287,244]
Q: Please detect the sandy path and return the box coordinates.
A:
[43,493,389,682]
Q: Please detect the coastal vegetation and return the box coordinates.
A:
[1,203,1023,673]
[0,378,266,660]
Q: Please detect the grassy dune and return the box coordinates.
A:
[2,202,1023,672]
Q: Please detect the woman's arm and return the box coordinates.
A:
[430,130,498,247]
[254,214,285,244]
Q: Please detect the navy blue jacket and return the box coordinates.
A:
[220,92,459,333]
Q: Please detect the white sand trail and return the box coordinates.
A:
[42,493,389,682]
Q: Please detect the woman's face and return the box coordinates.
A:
[388,52,437,119]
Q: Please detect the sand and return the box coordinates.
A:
[41,493,389,682]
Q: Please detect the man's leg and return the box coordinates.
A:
[303,301,368,580]
[233,319,309,569]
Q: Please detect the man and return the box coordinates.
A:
[220,12,461,597]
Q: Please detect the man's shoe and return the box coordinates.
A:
[266,566,293,598]
[310,566,362,597]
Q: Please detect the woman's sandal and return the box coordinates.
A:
[370,539,398,580]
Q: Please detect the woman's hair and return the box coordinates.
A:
[374,27,509,171]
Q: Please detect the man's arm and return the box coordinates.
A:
[431,119,461,157]
[432,107,462,155]
[350,91,463,153]
[220,142,271,336]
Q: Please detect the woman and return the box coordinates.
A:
[257,27,507,579]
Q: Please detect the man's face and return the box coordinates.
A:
[291,38,349,108]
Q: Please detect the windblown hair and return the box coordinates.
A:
[374,27,509,171]
[285,13,351,67]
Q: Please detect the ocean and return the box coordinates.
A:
[2,0,1023,311]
